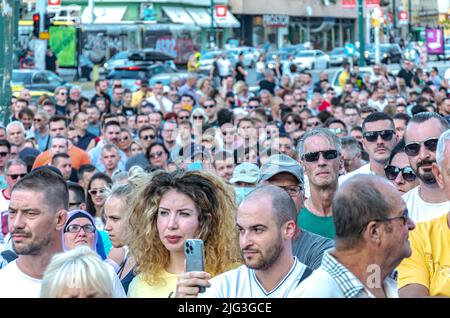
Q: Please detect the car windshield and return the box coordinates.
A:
[12,71,32,84]
[296,51,314,57]
[331,48,344,54]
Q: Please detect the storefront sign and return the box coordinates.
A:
[342,0,356,9]
[365,0,380,8]
[426,28,444,54]
[398,11,408,25]
[263,14,289,27]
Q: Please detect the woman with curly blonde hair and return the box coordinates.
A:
[127,169,241,297]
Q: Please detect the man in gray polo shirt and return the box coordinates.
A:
[258,154,334,269]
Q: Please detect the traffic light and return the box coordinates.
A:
[32,13,40,38]
[44,13,55,30]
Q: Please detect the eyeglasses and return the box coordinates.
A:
[246,105,257,110]
[302,150,339,162]
[65,224,96,234]
[329,128,346,135]
[120,136,130,142]
[193,116,204,120]
[178,116,190,121]
[306,122,320,128]
[363,130,395,142]
[374,208,410,226]
[150,151,164,159]
[60,92,67,95]
[0,152,8,157]
[278,185,303,196]
[285,121,298,125]
[34,118,42,122]
[385,165,417,182]
[8,173,26,180]
[203,104,215,109]
[142,135,156,141]
[88,188,110,196]
[404,137,439,157]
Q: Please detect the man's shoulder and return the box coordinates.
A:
[292,267,342,298]
[338,164,371,184]
[69,145,89,156]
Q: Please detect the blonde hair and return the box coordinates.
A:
[40,246,114,298]
[128,170,241,285]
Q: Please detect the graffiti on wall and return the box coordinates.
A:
[155,35,195,64]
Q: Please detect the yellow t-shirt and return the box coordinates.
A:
[131,91,153,108]
[398,212,450,297]
[127,271,178,298]
[338,70,350,90]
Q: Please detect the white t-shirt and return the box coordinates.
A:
[338,163,373,185]
[402,186,450,223]
[0,259,126,298]
[198,257,308,298]
[218,58,232,77]
[146,95,173,113]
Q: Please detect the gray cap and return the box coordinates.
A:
[258,154,304,184]
[230,163,260,184]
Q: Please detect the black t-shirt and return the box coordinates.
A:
[235,61,246,82]
[45,54,57,73]
[212,61,220,77]
[259,80,276,95]
[397,68,414,87]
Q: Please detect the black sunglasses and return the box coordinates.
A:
[203,104,215,109]
[303,150,339,162]
[363,130,395,142]
[385,165,417,182]
[404,137,439,157]
[0,152,8,157]
[142,135,156,141]
[8,173,26,180]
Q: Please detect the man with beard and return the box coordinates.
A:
[339,112,398,184]
[398,129,450,297]
[402,112,450,223]
[0,169,68,297]
[175,185,313,298]
[293,175,415,298]
[298,128,343,239]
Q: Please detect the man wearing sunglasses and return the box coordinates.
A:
[202,98,219,128]
[340,112,398,185]
[0,140,11,191]
[402,112,450,223]
[398,130,450,298]
[298,128,342,239]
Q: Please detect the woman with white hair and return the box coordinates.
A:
[40,246,125,298]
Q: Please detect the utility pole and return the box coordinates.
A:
[34,0,47,70]
[0,0,14,125]
[358,0,365,66]
[210,0,215,48]
[408,0,412,36]
[392,0,397,38]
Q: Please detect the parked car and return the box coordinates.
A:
[78,54,94,81]
[331,66,374,95]
[293,50,329,70]
[265,51,290,70]
[280,44,307,56]
[364,43,402,65]
[329,47,360,66]
[198,50,237,73]
[11,69,69,93]
[99,51,130,76]
[225,46,261,68]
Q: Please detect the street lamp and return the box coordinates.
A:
[210,0,215,48]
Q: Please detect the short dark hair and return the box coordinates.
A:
[12,168,68,211]
[407,112,449,133]
[49,115,68,127]
[362,112,394,131]
[103,120,121,132]
[0,139,11,152]
[67,181,86,204]
[393,112,410,125]
[387,139,406,165]
[78,164,97,181]
[51,152,70,166]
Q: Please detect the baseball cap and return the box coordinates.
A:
[229,163,260,184]
[258,154,304,184]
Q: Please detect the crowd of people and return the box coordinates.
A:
[0,48,449,298]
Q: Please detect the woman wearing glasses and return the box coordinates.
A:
[385,139,419,195]
[86,172,112,230]
[127,169,240,297]
[118,128,133,158]
[146,142,169,171]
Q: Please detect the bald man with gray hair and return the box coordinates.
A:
[176,184,313,298]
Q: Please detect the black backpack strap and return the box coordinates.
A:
[298,266,314,285]
[1,250,18,263]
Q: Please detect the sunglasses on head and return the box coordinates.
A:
[385,165,417,182]
[302,150,339,162]
[404,137,439,157]
[363,130,395,142]
[8,173,26,180]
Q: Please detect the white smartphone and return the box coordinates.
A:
[184,239,206,293]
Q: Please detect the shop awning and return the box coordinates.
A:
[186,7,240,28]
[162,6,195,25]
[81,7,127,24]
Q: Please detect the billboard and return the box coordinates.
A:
[49,26,77,67]
[426,28,444,54]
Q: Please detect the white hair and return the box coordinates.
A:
[40,246,114,298]
[6,121,25,134]
[436,129,450,169]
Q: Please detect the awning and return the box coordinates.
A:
[162,6,195,25]
[215,10,240,28]
[186,7,240,28]
[81,7,127,24]
[186,7,211,28]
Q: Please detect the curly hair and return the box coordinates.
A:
[128,169,241,285]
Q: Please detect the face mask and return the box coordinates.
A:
[234,187,255,205]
